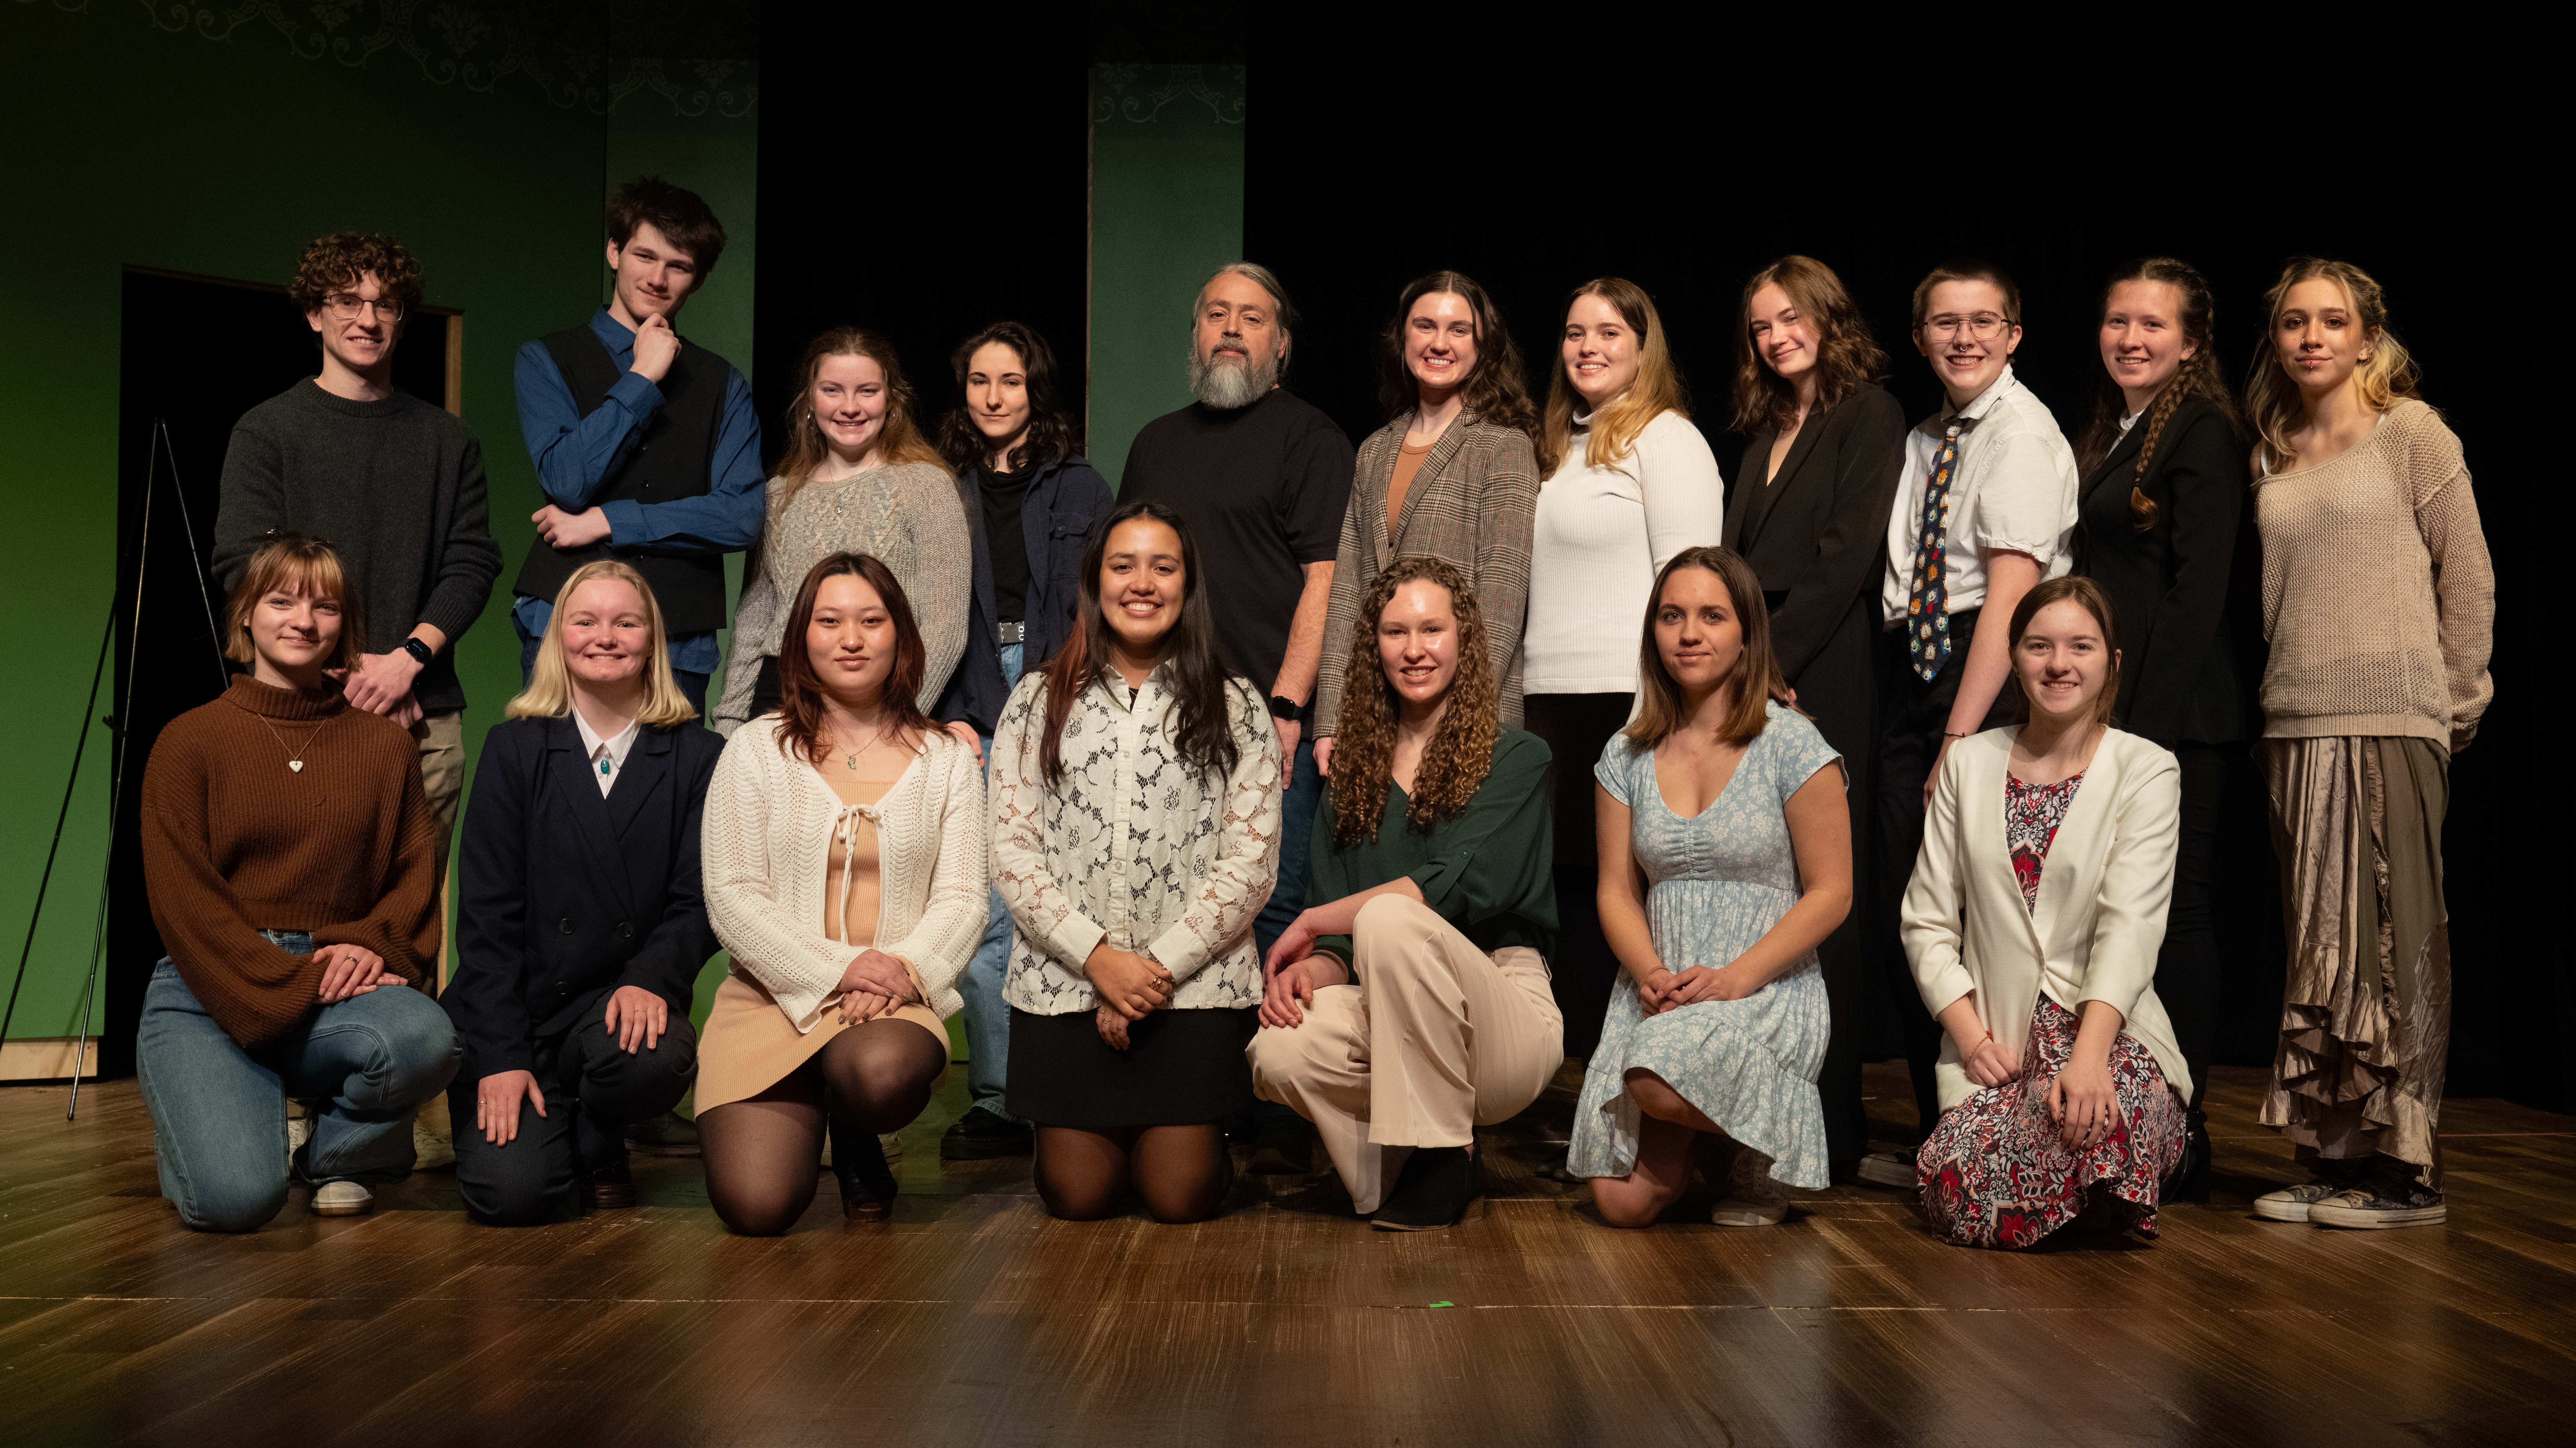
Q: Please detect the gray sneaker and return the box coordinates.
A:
[2252,1181,2341,1223]
[2308,1186,2445,1230]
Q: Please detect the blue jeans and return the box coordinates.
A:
[960,641,1026,1119]
[135,938,461,1233]
[515,611,709,718]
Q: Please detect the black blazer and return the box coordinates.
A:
[2074,396,2251,747]
[442,715,723,1079]
[934,454,1119,736]
[1724,384,1909,767]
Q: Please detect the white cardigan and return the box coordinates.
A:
[1901,726,2191,1112]
[702,719,987,1032]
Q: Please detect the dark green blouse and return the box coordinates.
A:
[1309,729,1557,975]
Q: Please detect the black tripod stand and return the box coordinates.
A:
[0,418,226,1118]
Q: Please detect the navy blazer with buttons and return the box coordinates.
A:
[934,454,1118,736]
[442,714,723,1080]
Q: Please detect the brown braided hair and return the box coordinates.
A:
[2074,258,2240,531]
[1327,557,1501,849]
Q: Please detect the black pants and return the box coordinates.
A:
[451,1009,699,1226]
[1870,610,2015,1146]
[1525,691,1634,1061]
[2155,743,2225,1115]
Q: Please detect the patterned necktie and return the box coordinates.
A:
[1906,418,1974,681]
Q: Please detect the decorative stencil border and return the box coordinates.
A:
[1092,62,1245,126]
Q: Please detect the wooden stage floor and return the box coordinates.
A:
[4,1061,2572,1447]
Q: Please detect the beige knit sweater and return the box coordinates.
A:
[713,462,972,733]
[2254,399,2493,747]
[701,720,987,1031]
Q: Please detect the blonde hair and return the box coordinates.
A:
[2245,257,2420,473]
[773,326,951,509]
[506,560,698,726]
[224,534,362,671]
[1538,277,1690,477]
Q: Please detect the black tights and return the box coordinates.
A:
[1034,1123,1232,1224]
[699,1019,947,1235]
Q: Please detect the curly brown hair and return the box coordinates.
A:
[1726,255,1889,436]
[289,232,423,317]
[1328,556,1502,849]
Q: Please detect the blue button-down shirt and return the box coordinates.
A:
[511,307,766,675]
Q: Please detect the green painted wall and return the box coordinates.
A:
[1086,64,1247,488]
[0,5,754,1056]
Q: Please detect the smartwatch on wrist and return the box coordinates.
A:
[1267,694,1302,721]
[401,637,436,670]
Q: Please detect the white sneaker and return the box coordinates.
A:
[1856,1151,1916,1190]
[310,1180,373,1216]
[2252,1181,2341,1223]
[286,1108,314,1170]
[1711,1147,1788,1227]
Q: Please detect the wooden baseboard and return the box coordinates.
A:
[0,1037,101,1082]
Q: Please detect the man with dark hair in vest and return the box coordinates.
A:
[509,176,762,1156]
[510,175,764,715]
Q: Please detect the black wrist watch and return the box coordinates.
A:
[401,637,435,669]
[1267,694,1302,721]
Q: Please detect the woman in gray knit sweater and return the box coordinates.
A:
[715,328,973,734]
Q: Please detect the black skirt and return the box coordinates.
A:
[1006,1005,1256,1130]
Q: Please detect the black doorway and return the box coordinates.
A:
[91,269,454,1077]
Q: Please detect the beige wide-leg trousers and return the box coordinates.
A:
[1248,895,1564,1214]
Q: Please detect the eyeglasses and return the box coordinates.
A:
[321,293,404,323]
[1920,312,2013,341]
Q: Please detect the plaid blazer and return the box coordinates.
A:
[1314,414,1539,736]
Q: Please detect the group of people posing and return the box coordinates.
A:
[137,177,2491,1250]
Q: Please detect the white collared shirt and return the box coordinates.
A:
[573,710,642,796]
[1880,364,2081,625]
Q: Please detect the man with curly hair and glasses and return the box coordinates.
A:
[507,175,764,719]
[215,230,502,889]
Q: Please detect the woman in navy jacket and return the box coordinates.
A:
[931,321,1117,1161]
[443,561,723,1223]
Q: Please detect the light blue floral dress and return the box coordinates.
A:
[1568,702,1841,1190]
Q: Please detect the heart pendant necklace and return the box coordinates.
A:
[231,699,332,774]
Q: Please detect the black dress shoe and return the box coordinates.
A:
[1245,1113,1313,1175]
[834,1125,898,1222]
[625,1110,701,1157]
[939,1105,1034,1161]
[2169,1115,2212,1204]
[1370,1145,1480,1231]
[579,1153,637,1210]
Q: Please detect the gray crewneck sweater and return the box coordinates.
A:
[213,380,503,713]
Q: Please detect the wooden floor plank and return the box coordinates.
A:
[4,1064,2573,1447]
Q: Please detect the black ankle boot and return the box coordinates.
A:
[2170,1112,2211,1204]
[833,1125,898,1222]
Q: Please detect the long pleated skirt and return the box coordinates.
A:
[2258,734,2452,1191]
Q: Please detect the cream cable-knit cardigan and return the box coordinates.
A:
[702,718,986,1031]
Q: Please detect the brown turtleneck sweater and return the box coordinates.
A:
[140,676,443,1048]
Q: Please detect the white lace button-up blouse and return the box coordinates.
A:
[989,667,1282,1015]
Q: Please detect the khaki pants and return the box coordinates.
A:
[1248,895,1563,1214]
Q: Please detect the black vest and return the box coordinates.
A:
[511,325,729,634]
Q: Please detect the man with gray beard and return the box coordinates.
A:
[1120,263,1354,1168]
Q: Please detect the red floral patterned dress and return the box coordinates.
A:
[1915,771,2187,1250]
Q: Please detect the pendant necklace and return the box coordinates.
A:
[229,699,333,773]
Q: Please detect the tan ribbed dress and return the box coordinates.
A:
[695,772,948,1112]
